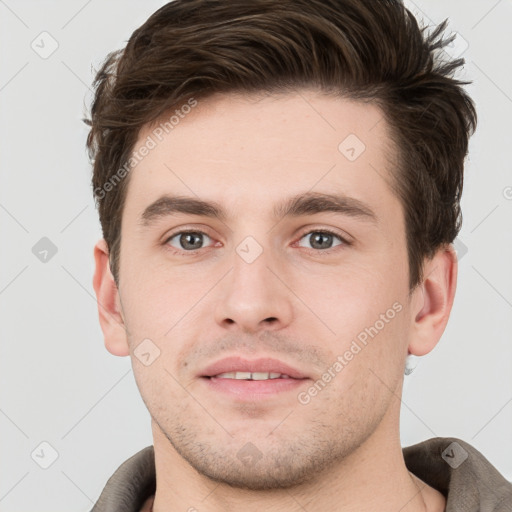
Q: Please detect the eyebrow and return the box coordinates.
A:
[139,191,378,227]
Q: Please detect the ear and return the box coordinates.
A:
[92,239,130,357]
[407,244,458,357]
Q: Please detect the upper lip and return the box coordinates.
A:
[200,356,309,379]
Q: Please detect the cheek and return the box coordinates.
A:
[291,258,405,328]
[131,358,190,424]
[119,259,194,338]
[319,317,407,426]
[304,267,409,391]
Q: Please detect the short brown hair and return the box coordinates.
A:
[86,0,477,290]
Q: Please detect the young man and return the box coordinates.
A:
[87,0,511,511]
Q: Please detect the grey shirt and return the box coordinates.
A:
[91,437,512,511]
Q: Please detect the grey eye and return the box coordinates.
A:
[298,231,343,250]
[167,231,212,251]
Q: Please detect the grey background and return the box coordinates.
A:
[0,0,511,510]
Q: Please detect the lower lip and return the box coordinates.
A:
[202,376,308,399]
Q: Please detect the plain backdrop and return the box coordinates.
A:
[0,0,511,510]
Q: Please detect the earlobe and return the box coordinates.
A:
[408,244,458,357]
[92,239,130,357]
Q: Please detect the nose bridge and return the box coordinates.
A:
[214,234,293,332]
[232,235,272,292]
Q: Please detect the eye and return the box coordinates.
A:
[165,230,213,252]
[297,229,348,251]
[163,228,350,256]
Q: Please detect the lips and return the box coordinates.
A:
[200,356,308,380]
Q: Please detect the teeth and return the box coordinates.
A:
[214,371,291,380]
[251,372,270,380]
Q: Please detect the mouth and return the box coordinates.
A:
[200,356,308,379]
[199,356,309,399]
[209,371,297,380]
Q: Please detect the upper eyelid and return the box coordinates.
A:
[297,229,349,243]
[164,227,214,243]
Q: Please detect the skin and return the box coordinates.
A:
[93,89,456,512]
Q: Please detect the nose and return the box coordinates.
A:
[214,242,294,334]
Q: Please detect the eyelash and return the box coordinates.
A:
[163,228,352,256]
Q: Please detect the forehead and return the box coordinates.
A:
[123,90,400,223]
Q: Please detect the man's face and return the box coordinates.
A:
[116,90,414,489]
